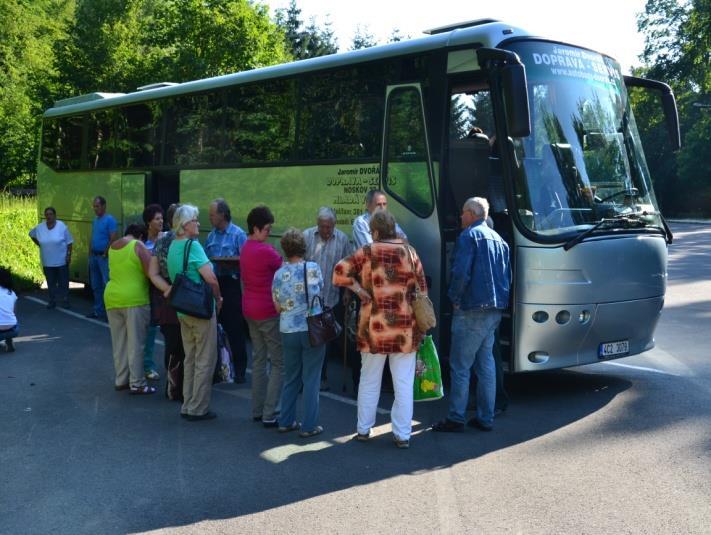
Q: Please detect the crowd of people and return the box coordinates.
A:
[11,188,511,448]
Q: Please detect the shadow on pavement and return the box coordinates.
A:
[0,294,645,534]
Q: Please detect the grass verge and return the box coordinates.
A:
[0,193,43,291]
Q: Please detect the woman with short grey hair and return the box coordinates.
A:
[167,204,223,421]
[173,205,199,235]
[333,210,428,449]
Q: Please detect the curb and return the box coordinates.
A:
[667,219,711,225]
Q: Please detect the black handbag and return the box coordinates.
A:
[168,239,214,319]
[303,262,342,347]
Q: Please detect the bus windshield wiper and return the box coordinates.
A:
[563,216,646,251]
[611,209,673,244]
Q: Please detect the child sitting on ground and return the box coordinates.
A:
[0,267,19,352]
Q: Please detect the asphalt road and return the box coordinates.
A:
[1,223,709,534]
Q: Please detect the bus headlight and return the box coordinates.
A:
[555,310,571,324]
[532,311,549,323]
[578,310,591,324]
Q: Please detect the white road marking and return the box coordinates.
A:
[320,390,390,415]
[23,295,165,346]
[599,361,680,376]
[214,386,389,414]
[23,295,392,413]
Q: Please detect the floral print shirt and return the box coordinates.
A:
[272,261,323,333]
[152,231,176,281]
[333,241,427,355]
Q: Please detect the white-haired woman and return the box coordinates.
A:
[167,205,222,421]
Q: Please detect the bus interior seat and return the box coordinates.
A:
[446,138,491,225]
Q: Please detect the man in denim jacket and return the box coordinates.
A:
[433,197,510,433]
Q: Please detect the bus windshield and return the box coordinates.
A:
[502,40,662,238]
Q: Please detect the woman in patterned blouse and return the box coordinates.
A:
[272,229,325,437]
[333,210,427,449]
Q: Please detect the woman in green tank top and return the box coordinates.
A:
[105,224,155,395]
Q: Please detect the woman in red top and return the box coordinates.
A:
[240,205,284,427]
[333,210,427,448]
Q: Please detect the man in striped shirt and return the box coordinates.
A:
[304,207,354,391]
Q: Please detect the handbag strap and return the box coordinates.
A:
[302,261,324,314]
[182,239,193,274]
[405,245,424,297]
[302,261,309,309]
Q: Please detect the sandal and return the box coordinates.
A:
[278,422,300,433]
[299,425,324,438]
[354,432,370,442]
[129,385,157,395]
[145,369,160,380]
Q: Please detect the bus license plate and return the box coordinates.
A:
[599,340,629,359]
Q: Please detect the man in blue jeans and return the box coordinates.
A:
[432,197,510,432]
[86,196,118,320]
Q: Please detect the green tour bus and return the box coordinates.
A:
[37,19,680,372]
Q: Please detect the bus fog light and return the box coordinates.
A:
[555,310,570,324]
[528,351,549,364]
[578,310,590,324]
[532,311,549,323]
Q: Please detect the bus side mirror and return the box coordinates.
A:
[501,63,531,138]
[624,75,681,151]
[660,91,681,151]
[477,47,531,138]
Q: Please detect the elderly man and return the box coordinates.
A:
[432,197,510,433]
[304,207,354,391]
[205,198,249,383]
[352,190,407,248]
[86,196,118,320]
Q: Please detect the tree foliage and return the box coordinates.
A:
[0,0,74,186]
[350,25,377,51]
[56,0,290,94]
[634,0,710,216]
[275,0,338,60]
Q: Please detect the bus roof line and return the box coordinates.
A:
[44,21,528,119]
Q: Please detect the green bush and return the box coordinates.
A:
[0,193,43,291]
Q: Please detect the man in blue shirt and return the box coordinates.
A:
[351,190,407,248]
[87,196,117,320]
[432,197,510,433]
[206,198,248,383]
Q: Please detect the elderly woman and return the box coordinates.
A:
[142,204,165,381]
[167,205,222,421]
[272,228,326,437]
[29,207,74,309]
[104,225,154,394]
[148,203,185,400]
[333,210,427,449]
[240,205,283,427]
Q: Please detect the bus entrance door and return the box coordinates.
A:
[121,172,148,229]
[381,83,441,344]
